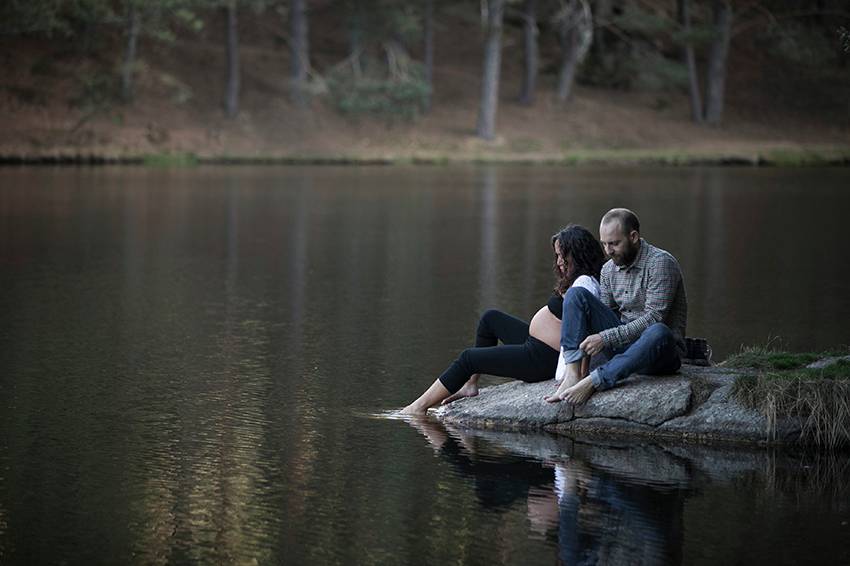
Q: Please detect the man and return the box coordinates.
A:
[545,208,687,404]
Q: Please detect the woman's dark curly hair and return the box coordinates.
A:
[551,224,605,295]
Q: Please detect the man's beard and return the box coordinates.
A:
[612,243,638,266]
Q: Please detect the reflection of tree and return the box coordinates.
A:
[478,167,500,310]
[0,494,7,561]
[116,172,279,564]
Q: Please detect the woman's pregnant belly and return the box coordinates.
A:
[528,306,561,351]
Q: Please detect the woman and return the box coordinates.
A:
[400,225,606,414]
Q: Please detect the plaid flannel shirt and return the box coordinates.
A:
[598,239,687,356]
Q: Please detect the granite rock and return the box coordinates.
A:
[434,364,808,446]
[806,355,850,369]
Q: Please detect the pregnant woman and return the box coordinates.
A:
[400,225,605,415]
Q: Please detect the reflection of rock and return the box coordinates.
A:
[444,427,572,461]
[661,444,768,481]
[440,423,784,488]
[442,424,775,489]
[435,365,806,446]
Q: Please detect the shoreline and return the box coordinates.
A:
[2,146,850,167]
[434,352,850,451]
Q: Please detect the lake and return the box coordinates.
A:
[1,165,849,565]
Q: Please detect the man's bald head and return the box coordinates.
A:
[600,208,640,237]
[599,208,641,266]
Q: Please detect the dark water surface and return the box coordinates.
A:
[1,165,849,565]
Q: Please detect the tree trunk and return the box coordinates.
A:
[349,0,364,79]
[121,1,140,102]
[593,0,611,67]
[704,0,731,125]
[290,0,309,107]
[423,0,434,112]
[225,0,240,118]
[476,0,504,140]
[519,0,537,106]
[677,0,702,123]
[556,1,580,103]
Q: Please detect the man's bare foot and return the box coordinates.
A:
[545,375,596,404]
[563,376,596,405]
[441,383,479,405]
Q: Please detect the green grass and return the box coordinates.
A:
[6,146,850,168]
[724,346,822,370]
[728,347,850,449]
[142,152,199,167]
[761,148,850,166]
[724,345,850,370]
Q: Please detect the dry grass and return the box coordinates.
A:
[731,351,850,450]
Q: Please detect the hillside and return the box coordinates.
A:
[1,6,849,163]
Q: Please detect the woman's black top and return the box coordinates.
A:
[547,293,563,320]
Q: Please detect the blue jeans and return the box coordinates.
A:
[560,287,681,390]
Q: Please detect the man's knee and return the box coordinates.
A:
[642,323,680,374]
[643,322,674,345]
[643,322,673,340]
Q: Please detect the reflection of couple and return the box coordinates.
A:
[408,418,684,565]
[401,208,687,414]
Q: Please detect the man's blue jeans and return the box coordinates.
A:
[561,287,681,390]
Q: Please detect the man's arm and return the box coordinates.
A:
[599,254,681,349]
[598,265,617,312]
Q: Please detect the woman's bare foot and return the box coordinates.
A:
[544,377,573,403]
[440,382,479,405]
[544,375,596,404]
[561,373,581,389]
[545,363,581,402]
[399,379,453,415]
[399,403,428,415]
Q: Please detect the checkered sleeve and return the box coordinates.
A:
[601,253,682,348]
[598,263,616,311]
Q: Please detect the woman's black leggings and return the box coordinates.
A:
[438,309,559,394]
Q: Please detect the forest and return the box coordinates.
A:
[1,0,849,162]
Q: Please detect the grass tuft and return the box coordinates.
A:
[724,346,821,370]
[730,348,850,449]
[724,344,850,370]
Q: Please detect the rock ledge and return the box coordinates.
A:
[434,365,804,446]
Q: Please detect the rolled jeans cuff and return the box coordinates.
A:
[563,348,585,364]
[589,369,606,390]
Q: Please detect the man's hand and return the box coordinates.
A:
[580,334,605,356]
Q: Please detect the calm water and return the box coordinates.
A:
[1,165,849,565]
